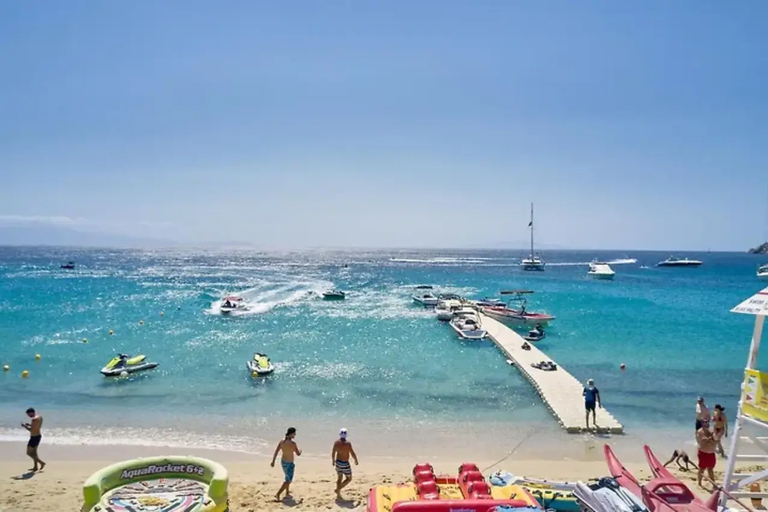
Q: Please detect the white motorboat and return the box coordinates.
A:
[413,286,439,307]
[100,354,158,377]
[758,263,768,280]
[220,295,248,314]
[588,262,616,280]
[434,299,462,321]
[246,353,275,376]
[656,256,703,267]
[449,312,487,340]
[521,203,545,271]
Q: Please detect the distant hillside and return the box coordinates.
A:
[748,242,768,254]
[0,226,172,248]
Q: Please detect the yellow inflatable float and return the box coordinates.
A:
[82,456,228,511]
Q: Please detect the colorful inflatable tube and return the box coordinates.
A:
[82,456,228,512]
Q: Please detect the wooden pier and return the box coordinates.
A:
[480,313,624,434]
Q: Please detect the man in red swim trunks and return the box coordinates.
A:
[696,424,717,488]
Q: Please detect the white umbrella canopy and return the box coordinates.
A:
[732,286,768,316]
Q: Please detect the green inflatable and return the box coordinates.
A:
[82,456,228,512]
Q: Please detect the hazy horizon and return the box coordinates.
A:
[2,1,767,251]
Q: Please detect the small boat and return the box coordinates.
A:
[758,263,768,280]
[588,262,616,280]
[656,256,703,267]
[521,203,545,271]
[449,312,487,340]
[246,353,275,376]
[322,290,346,300]
[523,326,546,342]
[480,290,555,327]
[220,296,248,314]
[574,478,649,512]
[604,444,720,512]
[434,299,462,321]
[413,286,439,307]
[60,261,75,269]
[100,354,158,377]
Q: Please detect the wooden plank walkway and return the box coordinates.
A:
[480,313,624,434]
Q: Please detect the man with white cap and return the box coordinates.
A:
[583,378,601,430]
[331,427,358,498]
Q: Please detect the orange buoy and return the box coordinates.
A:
[750,482,762,507]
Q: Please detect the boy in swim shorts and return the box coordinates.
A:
[331,428,359,499]
[270,427,301,501]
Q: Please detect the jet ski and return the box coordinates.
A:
[246,353,275,376]
[101,354,158,377]
[523,325,546,342]
[220,296,248,314]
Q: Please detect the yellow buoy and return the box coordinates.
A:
[160,311,164,316]
[109,330,114,335]
[82,338,88,343]
[21,370,29,378]
[3,365,9,372]
[252,371,260,378]
[35,354,41,361]
[139,320,144,325]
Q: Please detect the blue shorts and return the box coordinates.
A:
[28,435,42,448]
[281,460,295,483]
[335,459,352,476]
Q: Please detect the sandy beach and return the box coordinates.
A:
[0,439,744,512]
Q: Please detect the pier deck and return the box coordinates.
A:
[480,313,624,434]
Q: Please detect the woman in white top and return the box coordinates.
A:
[695,396,710,431]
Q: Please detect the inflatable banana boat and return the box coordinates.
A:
[82,456,228,512]
[367,462,541,512]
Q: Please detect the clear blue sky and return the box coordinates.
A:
[1,1,767,250]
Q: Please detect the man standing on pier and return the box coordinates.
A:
[583,379,601,430]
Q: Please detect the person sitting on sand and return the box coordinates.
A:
[663,449,698,472]
[21,407,45,472]
[331,428,358,499]
[583,379,601,430]
[270,427,301,501]
[696,424,717,488]
[712,404,728,457]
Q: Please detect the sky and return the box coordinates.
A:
[1,1,767,250]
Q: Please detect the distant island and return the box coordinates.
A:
[748,242,768,254]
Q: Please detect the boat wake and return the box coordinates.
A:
[546,258,638,267]
[207,277,333,316]
[390,257,497,265]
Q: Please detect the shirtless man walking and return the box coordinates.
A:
[331,428,358,498]
[21,407,45,472]
[270,427,301,501]
[696,424,717,488]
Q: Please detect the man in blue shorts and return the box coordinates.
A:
[270,427,301,501]
[583,379,601,430]
[331,428,358,499]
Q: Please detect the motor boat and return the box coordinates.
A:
[322,290,346,300]
[521,203,545,271]
[656,256,703,267]
[573,478,650,512]
[60,261,75,269]
[246,353,275,376]
[434,299,462,321]
[604,444,720,512]
[101,354,158,377]
[758,263,768,280]
[220,296,248,314]
[480,290,555,327]
[449,313,487,340]
[523,326,546,342]
[588,262,615,280]
[413,286,439,307]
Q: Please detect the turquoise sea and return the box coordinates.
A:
[1,247,766,457]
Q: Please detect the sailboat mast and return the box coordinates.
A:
[530,203,534,257]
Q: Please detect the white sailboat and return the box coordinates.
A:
[521,203,545,271]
